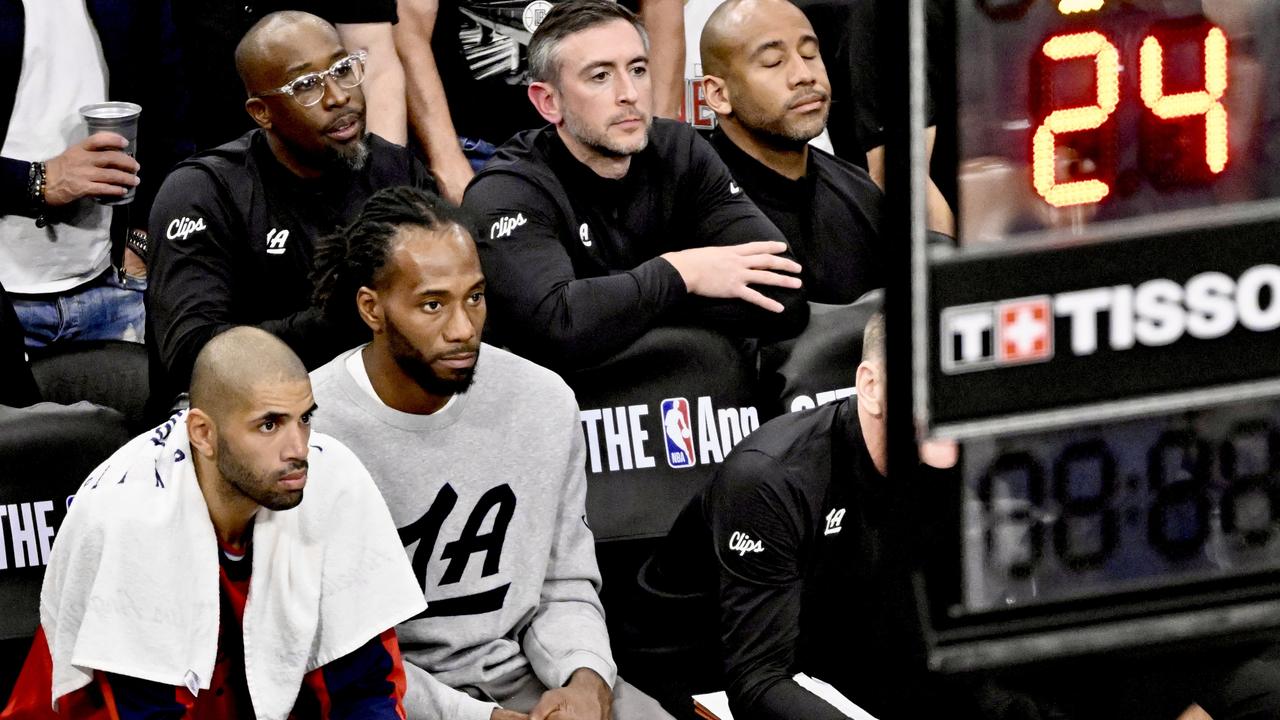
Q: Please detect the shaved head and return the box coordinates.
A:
[234,10,340,95]
[189,327,309,423]
[862,310,884,364]
[700,0,760,80]
[699,0,830,150]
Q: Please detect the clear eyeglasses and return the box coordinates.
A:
[254,51,368,107]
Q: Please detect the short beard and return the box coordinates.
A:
[737,113,825,149]
[563,108,650,158]
[216,435,305,512]
[327,134,370,172]
[732,95,829,150]
[386,321,478,398]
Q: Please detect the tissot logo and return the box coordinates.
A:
[940,264,1280,375]
[941,295,1052,373]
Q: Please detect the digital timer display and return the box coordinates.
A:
[961,399,1280,612]
[957,0,1280,242]
[1032,20,1226,207]
[926,2,1280,663]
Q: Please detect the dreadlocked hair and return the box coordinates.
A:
[312,186,477,326]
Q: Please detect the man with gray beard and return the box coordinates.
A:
[145,11,437,413]
[461,0,808,372]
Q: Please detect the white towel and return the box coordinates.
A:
[40,412,427,720]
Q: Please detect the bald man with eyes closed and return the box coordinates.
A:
[698,0,886,304]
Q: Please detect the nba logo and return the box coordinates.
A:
[996,297,1053,364]
[661,398,696,469]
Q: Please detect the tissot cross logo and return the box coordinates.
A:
[266,228,290,255]
[940,295,1053,374]
[998,299,1052,363]
[824,508,846,536]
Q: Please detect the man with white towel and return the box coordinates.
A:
[1,326,425,720]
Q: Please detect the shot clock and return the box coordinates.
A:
[954,0,1280,241]
[915,0,1280,673]
[928,0,1280,437]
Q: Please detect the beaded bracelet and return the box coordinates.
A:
[27,161,47,228]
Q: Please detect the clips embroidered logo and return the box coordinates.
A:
[940,295,1053,374]
[824,508,846,536]
[491,213,527,240]
[729,181,742,195]
[266,228,290,255]
[660,397,696,469]
[166,216,206,241]
[729,531,764,556]
[579,223,592,247]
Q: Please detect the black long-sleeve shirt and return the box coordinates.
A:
[710,130,884,304]
[145,129,435,407]
[656,399,904,720]
[461,119,808,371]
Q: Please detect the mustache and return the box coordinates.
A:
[438,344,480,359]
[276,460,308,479]
[788,89,829,109]
[324,110,363,133]
[609,111,647,124]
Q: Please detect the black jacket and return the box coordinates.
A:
[711,130,884,304]
[651,399,923,719]
[145,130,435,406]
[462,119,808,370]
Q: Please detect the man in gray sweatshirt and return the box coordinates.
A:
[308,186,672,720]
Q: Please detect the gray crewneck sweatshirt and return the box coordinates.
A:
[310,344,615,720]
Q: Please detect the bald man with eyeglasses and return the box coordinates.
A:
[145,10,439,417]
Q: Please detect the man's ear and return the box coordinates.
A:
[187,409,218,459]
[356,286,385,334]
[855,360,884,417]
[245,97,272,130]
[702,74,733,118]
[528,81,563,125]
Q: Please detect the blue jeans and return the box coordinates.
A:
[12,270,146,349]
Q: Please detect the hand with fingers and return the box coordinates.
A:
[42,132,140,207]
[490,708,530,720]
[528,669,611,720]
[661,241,803,313]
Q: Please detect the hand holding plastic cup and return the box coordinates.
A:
[79,101,141,206]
